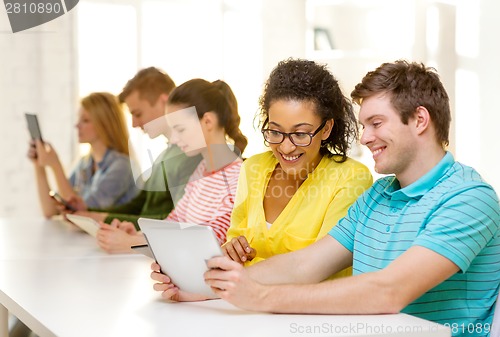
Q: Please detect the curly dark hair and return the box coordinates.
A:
[258,58,357,162]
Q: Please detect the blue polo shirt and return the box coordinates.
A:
[330,152,500,337]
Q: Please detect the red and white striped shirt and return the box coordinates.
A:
[167,158,242,244]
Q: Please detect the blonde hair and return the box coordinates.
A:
[80,92,129,155]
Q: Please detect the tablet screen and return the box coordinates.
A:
[138,218,223,297]
[25,113,43,141]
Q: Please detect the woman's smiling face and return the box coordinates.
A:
[266,99,332,179]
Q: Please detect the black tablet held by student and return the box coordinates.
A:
[49,190,77,212]
[25,113,43,142]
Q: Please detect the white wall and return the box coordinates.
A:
[0,9,78,217]
[473,0,500,192]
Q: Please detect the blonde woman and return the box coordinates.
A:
[28,92,138,217]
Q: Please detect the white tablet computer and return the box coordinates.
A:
[65,214,100,237]
[137,218,223,297]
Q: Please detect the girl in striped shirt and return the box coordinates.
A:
[96,79,246,252]
[164,79,246,244]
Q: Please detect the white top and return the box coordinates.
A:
[0,217,451,337]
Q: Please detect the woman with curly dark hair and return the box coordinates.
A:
[221,58,373,273]
[151,59,373,301]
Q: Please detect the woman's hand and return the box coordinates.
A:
[221,235,256,264]
[150,262,214,302]
[116,220,138,235]
[27,140,38,163]
[63,195,87,212]
[35,140,59,168]
[96,219,145,253]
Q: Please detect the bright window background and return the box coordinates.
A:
[455,1,480,169]
[77,1,138,157]
[141,0,224,83]
[77,2,137,95]
[76,0,493,186]
[77,0,264,172]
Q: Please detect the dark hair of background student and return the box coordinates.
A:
[168,78,248,154]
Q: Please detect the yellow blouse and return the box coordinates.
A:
[226,151,373,277]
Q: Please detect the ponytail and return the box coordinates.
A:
[212,80,248,154]
[169,79,248,154]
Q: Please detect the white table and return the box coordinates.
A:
[0,217,451,337]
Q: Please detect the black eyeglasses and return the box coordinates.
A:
[261,120,327,147]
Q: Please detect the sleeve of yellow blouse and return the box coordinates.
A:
[226,162,249,243]
[317,161,373,240]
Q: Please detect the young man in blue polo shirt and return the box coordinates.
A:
[152,60,500,336]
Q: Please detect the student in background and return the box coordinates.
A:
[75,67,201,227]
[221,58,372,268]
[154,60,499,337]
[96,78,247,252]
[28,92,138,218]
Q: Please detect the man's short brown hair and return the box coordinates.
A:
[119,67,175,105]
